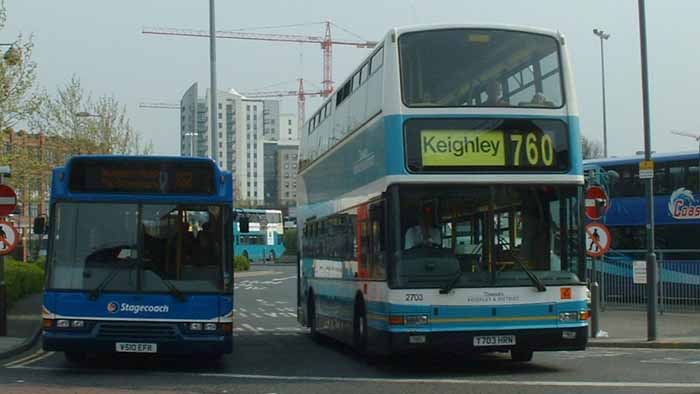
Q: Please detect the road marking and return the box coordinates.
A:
[199,373,700,388]
[8,351,55,368]
[3,350,51,368]
[241,323,257,332]
[251,313,262,318]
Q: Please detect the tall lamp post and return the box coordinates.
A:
[670,130,700,194]
[637,0,658,341]
[593,29,611,158]
[184,132,199,157]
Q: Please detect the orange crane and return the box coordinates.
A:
[140,79,321,130]
[142,21,377,97]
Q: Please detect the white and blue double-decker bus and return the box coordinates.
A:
[41,156,234,362]
[296,25,589,360]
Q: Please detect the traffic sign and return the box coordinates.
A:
[0,184,17,217]
[585,185,609,220]
[585,222,612,257]
[0,220,19,256]
[639,160,654,180]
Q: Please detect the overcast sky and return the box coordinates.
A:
[4,0,700,156]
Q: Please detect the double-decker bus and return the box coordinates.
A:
[584,152,700,306]
[234,208,285,261]
[296,24,589,360]
[41,156,234,362]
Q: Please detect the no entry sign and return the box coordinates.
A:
[585,185,609,221]
[0,184,17,217]
[0,220,19,256]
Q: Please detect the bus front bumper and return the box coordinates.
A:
[374,326,588,354]
[42,321,232,355]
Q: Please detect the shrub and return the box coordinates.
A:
[234,255,250,272]
[4,258,45,307]
[283,228,298,255]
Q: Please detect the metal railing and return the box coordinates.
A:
[586,249,700,313]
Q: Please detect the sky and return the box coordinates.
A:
[4,0,700,156]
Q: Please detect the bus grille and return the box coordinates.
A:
[97,322,178,341]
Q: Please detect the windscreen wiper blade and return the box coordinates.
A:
[159,277,187,302]
[439,269,463,294]
[509,252,547,292]
[88,259,139,301]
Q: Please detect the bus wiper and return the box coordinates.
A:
[159,277,187,302]
[439,269,463,294]
[507,250,547,292]
[89,259,139,301]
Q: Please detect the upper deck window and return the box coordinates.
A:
[399,29,564,108]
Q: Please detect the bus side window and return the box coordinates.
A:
[369,202,386,279]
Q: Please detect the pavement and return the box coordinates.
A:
[0,292,42,359]
[588,309,700,348]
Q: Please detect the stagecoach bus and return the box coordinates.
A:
[296,24,589,361]
[234,208,285,261]
[41,156,234,362]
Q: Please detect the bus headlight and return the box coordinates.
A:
[559,312,579,322]
[71,320,85,328]
[405,315,430,326]
[189,322,203,331]
[204,323,217,331]
[56,319,70,328]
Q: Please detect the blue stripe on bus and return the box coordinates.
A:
[44,291,230,320]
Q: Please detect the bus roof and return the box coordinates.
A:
[584,151,698,167]
[393,23,563,39]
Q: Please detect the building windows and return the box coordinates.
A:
[218,122,222,129]
[288,119,292,126]
[218,113,222,119]
[218,103,222,109]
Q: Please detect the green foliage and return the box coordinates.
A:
[283,228,298,255]
[234,255,250,272]
[3,258,45,307]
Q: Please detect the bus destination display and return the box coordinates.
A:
[405,118,570,172]
[68,158,216,195]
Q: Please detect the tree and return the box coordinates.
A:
[31,76,153,155]
[582,135,604,159]
[0,0,44,133]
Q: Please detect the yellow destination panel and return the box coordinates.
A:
[420,130,506,166]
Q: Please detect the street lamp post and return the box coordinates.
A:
[184,132,199,157]
[637,0,658,341]
[593,29,611,158]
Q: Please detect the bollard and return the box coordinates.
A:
[591,281,600,338]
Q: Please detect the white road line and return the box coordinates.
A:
[251,313,262,318]
[239,313,249,318]
[240,308,247,312]
[241,324,257,332]
[198,373,700,388]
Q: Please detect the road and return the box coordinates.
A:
[2,264,700,394]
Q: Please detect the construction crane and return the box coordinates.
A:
[140,79,321,130]
[142,21,377,97]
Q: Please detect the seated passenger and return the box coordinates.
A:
[528,92,555,107]
[484,81,508,106]
[404,205,441,249]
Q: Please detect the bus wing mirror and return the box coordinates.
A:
[33,216,47,235]
[239,217,250,233]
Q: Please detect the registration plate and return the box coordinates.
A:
[473,335,516,347]
[115,342,157,353]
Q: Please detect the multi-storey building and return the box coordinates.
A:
[276,141,299,209]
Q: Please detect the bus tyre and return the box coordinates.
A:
[64,352,87,364]
[353,298,368,354]
[511,349,533,362]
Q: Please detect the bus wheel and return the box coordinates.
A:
[308,291,320,341]
[64,352,87,364]
[511,349,533,362]
[353,298,368,354]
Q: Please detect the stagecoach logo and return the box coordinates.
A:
[668,188,700,220]
[107,302,119,314]
[353,148,375,175]
[466,291,520,304]
[106,302,169,314]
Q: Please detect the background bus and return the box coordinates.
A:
[296,24,588,360]
[41,156,234,362]
[234,208,285,261]
[584,152,700,310]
